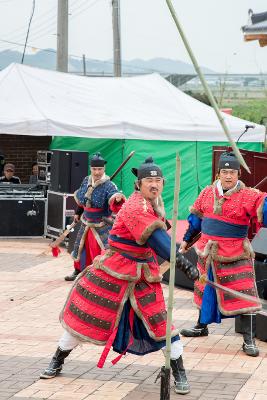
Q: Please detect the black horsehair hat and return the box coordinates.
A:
[218,152,240,171]
[131,157,163,179]
[90,152,107,167]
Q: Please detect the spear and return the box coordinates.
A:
[165,0,250,173]
[160,153,181,399]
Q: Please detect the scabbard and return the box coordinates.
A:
[204,277,267,307]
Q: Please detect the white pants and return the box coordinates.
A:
[59,329,183,359]
[59,330,81,351]
[162,340,183,360]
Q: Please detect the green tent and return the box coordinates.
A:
[50,137,263,219]
[0,64,264,218]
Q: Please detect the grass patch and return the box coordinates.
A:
[222,98,267,125]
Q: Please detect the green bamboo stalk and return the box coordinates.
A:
[165,0,250,173]
[165,153,181,370]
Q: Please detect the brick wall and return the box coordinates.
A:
[0,134,51,183]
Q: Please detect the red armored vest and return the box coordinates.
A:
[191,181,265,315]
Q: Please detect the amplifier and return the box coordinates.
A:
[251,228,267,259]
[38,164,51,184]
[46,190,76,238]
[0,184,45,198]
[0,198,46,237]
[37,150,52,164]
[67,221,81,254]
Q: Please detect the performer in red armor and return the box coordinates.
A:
[179,152,267,357]
[64,152,125,281]
[40,157,199,395]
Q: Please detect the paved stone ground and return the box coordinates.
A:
[0,239,267,400]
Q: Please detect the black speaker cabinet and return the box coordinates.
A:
[50,150,88,193]
[251,228,267,260]
[67,221,81,254]
[235,257,267,341]
[0,198,46,237]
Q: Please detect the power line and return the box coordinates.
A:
[0,3,57,48]
[0,0,93,51]
[0,37,167,74]
[21,0,36,64]
[0,0,166,74]
[0,0,105,55]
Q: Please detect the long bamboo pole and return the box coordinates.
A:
[160,154,181,399]
[165,154,181,368]
[165,0,250,173]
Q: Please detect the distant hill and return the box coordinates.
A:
[0,49,216,74]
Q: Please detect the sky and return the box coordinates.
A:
[0,0,266,73]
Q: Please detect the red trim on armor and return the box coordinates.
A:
[83,207,104,212]
[108,239,153,256]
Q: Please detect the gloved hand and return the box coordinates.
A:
[175,252,199,281]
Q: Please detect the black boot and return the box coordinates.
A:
[171,356,190,395]
[64,269,79,282]
[180,324,209,337]
[40,347,72,379]
[240,314,259,357]
[180,310,209,337]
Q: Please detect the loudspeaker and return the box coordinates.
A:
[251,228,267,259]
[50,150,89,193]
[67,221,81,254]
[256,312,267,341]
[0,198,46,236]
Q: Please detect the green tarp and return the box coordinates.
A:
[51,137,263,219]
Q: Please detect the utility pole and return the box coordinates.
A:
[112,0,121,77]
[57,0,68,72]
[82,54,87,76]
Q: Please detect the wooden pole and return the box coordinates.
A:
[165,153,181,366]
[57,0,69,72]
[165,0,250,173]
[112,0,122,77]
[160,153,181,399]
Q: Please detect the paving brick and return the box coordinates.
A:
[0,244,267,400]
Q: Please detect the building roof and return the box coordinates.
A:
[242,10,267,47]
[165,74,196,87]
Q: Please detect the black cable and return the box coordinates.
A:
[32,195,40,216]
[21,0,36,64]
[236,125,255,143]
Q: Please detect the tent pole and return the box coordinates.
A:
[160,153,181,399]
[165,0,250,173]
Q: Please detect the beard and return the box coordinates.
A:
[151,195,165,218]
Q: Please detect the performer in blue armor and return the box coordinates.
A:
[64,152,126,281]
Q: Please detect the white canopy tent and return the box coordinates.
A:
[0,63,265,142]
